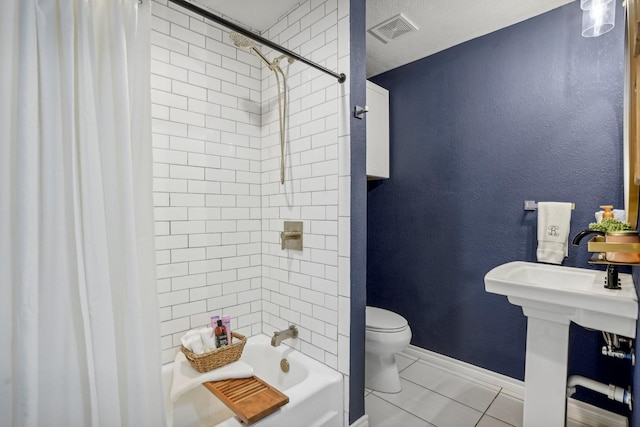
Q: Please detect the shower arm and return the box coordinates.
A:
[250,47,272,69]
[231,30,289,185]
[167,0,347,84]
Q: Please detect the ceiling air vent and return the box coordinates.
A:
[368,13,418,44]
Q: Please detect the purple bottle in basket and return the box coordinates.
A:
[222,315,231,344]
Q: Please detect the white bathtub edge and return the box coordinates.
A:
[163,333,344,427]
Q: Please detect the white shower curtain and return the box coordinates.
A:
[0,0,166,426]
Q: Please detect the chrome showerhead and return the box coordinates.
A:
[229,31,255,50]
[229,32,294,68]
[229,31,271,67]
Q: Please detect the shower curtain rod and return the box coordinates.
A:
[167,0,347,84]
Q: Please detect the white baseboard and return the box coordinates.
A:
[349,414,369,427]
[403,345,628,427]
[403,345,524,397]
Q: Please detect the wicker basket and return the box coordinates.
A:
[181,332,247,373]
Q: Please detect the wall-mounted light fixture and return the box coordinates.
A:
[581,0,616,37]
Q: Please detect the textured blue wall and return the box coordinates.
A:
[350,0,367,422]
[368,2,631,416]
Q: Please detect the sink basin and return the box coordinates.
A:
[485,261,638,426]
[485,261,638,337]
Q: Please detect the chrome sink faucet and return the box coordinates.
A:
[271,325,298,347]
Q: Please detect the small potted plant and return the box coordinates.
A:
[584,218,640,263]
[588,218,632,233]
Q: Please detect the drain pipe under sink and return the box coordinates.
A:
[567,375,632,410]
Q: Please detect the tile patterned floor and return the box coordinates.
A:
[365,352,592,427]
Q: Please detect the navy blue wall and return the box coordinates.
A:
[350,0,367,423]
[368,2,631,416]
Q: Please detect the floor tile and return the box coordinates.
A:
[485,392,523,427]
[366,394,435,427]
[366,351,617,427]
[476,415,515,427]
[566,417,591,427]
[485,393,593,427]
[400,360,500,412]
[396,352,417,372]
[374,378,483,427]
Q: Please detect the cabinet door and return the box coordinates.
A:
[366,81,390,179]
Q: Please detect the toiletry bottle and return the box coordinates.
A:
[222,314,231,344]
[211,315,219,330]
[601,205,614,219]
[215,319,228,347]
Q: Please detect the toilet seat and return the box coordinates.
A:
[366,306,408,333]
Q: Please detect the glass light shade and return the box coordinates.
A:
[582,0,615,37]
[580,0,614,10]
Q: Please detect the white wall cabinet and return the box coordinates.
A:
[366,80,390,179]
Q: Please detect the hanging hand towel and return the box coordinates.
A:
[536,202,572,264]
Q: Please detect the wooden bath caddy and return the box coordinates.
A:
[203,375,288,425]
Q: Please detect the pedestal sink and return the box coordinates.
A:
[484,261,638,427]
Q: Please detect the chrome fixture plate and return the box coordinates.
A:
[282,221,303,251]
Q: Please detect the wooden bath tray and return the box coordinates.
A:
[203,376,288,425]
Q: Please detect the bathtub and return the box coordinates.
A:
[162,334,344,427]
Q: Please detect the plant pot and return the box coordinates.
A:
[604,231,640,263]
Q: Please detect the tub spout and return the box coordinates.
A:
[271,325,298,347]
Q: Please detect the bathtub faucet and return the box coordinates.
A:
[271,325,299,347]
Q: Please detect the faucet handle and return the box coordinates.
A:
[281,231,302,250]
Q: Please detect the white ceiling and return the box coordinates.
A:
[366,0,574,77]
[195,0,302,32]
[196,0,575,78]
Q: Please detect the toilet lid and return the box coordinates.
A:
[366,306,408,332]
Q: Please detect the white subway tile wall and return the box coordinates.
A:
[152,0,262,362]
[151,0,350,420]
[260,0,350,375]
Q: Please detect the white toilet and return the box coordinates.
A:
[365,306,412,393]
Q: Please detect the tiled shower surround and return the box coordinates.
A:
[150,0,351,421]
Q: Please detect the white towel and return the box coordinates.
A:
[169,351,254,402]
[536,202,572,264]
[594,209,627,223]
[180,329,199,351]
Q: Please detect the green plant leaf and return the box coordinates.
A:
[588,218,632,232]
